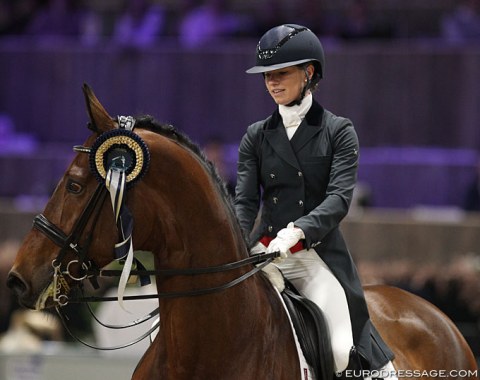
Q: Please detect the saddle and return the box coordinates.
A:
[281,280,334,380]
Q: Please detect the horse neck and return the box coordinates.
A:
[141,139,247,270]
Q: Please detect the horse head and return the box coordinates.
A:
[6,85,125,309]
[7,84,247,311]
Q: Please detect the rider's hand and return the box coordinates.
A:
[266,222,305,262]
[249,241,267,255]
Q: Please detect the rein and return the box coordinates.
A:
[62,254,277,303]
[31,116,280,350]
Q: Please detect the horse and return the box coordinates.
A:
[7,85,478,379]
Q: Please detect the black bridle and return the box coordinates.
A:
[32,164,279,305]
[31,126,279,350]
[33,177,278,350]
[34,192,278,306]
[34,183,109,269]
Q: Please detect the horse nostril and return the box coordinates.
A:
[6,271,28,296]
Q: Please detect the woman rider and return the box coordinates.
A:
[234,24,396,378]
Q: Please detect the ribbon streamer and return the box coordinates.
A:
[106,166,135,311]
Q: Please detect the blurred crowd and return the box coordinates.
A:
[0,0,479,48]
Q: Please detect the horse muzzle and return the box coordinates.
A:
[7,268,67,310]
[6,270,35,309]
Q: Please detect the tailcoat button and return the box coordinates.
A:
[268,225,273,232]
[298,171,303,177]
[270,173,276,179]
[298,200,304,207]
[273,197,278,204]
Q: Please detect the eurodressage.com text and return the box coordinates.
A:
[340,369,479,378]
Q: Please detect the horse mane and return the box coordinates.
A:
[134,115,248,246]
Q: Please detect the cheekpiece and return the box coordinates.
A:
[89,128,150,188]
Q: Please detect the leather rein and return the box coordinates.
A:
[33,186,278,305]
[32,159,278,351]
[32,128,279,306]
[31,123,279,350]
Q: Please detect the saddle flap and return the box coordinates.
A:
[281,282,334,380]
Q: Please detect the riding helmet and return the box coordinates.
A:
[246,24,325,80]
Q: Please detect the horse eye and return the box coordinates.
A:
[66,180,83,194]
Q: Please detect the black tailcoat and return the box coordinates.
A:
[234,100,394,369]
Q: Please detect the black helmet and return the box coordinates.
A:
[246,24,325,78]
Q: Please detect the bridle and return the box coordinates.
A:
[33,186,279,301]
[31,119,279,349]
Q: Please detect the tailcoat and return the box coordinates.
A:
[234,99,394,369]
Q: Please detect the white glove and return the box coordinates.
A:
[249,241,267,255]
[266,222,305,262]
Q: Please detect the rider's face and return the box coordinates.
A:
[264,66,308,105]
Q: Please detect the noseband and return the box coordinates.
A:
[31,116,280,350]
[33,183,108,306]
[32,118,280,308]
[34,184,108,267]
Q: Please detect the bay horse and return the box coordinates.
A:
[7,85,477,379]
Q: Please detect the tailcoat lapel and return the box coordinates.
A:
[291,100,325,152]
[264,126,301,170]
[263,109,301,170]
[290,121,323,153]
[263,100,325,165]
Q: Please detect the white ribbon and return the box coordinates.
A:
[106,167,134,312]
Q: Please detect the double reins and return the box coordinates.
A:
[65,253,278,303]
[33,183,279,305]
[32,118,280,349]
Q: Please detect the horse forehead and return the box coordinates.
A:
[68,161,90,177]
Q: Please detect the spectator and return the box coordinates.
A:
[203,137,235,196]
[112,0,165,48]
[289,0,336,38]
[338,0,395,40]
[441,0,480,43]
[251,0,288,36]
[463,160,480,211]
[0,0,37,36]
[25,0,84,39]
[178,0,253,48]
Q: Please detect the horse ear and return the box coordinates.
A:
[82,83,116,133]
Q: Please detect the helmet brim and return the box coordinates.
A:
[246,58,315,74]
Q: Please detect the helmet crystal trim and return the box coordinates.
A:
[257,26,308,60]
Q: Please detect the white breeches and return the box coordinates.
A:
[275,249,354,373]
